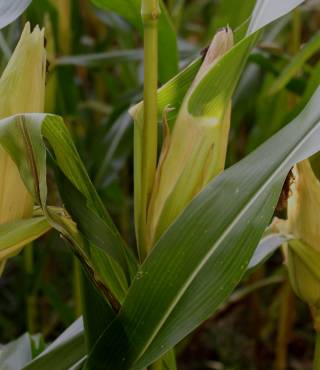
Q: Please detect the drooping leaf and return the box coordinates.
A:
[86,88,320,370]
[247,0,305,34]
[0,113,137,305]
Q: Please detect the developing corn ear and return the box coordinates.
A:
[0,23,46,271]
[275,160,320,326]
[145,27,234,249]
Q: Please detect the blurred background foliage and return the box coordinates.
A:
[1,0,320,369]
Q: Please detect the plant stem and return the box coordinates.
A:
[314,331,320,370]
[24,243,37,333]
[73,258,82,317]
[139,0,160,260]
[274,280,295,370]
[141,2,166,369]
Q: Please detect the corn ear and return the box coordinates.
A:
[146,27,234,248]
[0,23,46,272]
[278,160,320,310]
[286,240,320,308]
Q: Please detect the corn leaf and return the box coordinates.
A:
[0,0,32,29]
[91,0,178,83]
[86,88,320,370]
[0,113,137,305]
[248,0,305,34]
[23,318,86,370]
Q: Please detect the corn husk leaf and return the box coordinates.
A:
[132,28,259,250]
[287,239,320,307]
[146,28,234,247]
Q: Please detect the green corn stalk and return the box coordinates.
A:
[0,23,46,272]
[136,0,161,261]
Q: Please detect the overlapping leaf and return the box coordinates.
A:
[0,113,137,305]
[87,87,320,370]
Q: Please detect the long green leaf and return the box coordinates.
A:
[86,88,320,370]
[91,0,178,83]
[0,0,32,29]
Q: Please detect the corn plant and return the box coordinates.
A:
[2,0,320,369]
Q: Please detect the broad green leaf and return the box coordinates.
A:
[91,0,178,83]
[248,0,305,34]
[0,0,32,30]
[0,113,137,305]
[269,32,320,95]
[23,318,86,370]
[87,88,320,370]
